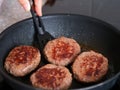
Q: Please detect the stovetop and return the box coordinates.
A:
[0,77,120,90]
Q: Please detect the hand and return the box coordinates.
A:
[18,0,42,16]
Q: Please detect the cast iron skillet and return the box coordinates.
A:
[0,14,120,90]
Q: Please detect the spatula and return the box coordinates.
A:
[30,0,54,52]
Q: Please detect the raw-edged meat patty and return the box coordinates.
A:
[30,64,72,90]
[72,50,108,83]
[4,45,41,77]
[44,36,81,66]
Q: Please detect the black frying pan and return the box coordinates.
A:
[0,14,120,90]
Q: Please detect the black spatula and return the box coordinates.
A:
[30,0,54,52]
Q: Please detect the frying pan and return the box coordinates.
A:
[0,14,120,90]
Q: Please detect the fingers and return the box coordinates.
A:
[19,0,42,16]
[34,0,42,16]
[19,0,30,11]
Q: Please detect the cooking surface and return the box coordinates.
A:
[0,0,120,89]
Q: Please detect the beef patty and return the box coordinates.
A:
[4,45,41,77]
[44,36,81,66]
[72,50,108,83]
[30,64,72,90]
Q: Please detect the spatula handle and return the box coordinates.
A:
[30,0,45,34]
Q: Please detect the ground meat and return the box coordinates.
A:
[44,36,81,66]
[30,64,72,90]
[4,45,41,77]
[72,50,108,83]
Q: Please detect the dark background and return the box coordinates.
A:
[43,0,120,31]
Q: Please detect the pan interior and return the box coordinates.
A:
[0,14,120,89]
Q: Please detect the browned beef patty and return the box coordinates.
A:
[72,50,108,83]
[44,36,81,66]
[4,45,41,77]
[30,64,72,90]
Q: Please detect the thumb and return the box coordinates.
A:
[34,0,42,16]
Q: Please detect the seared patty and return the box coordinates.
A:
[44,36,81,66]
[30,64,72,90]
[4,45,41,77]
[72,50,108,83]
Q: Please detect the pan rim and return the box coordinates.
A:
[0,14,120,89]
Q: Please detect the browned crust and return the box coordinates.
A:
[30,64,72,90]
[72,50,108,83]
[4,45,41,77]
[44,36,81,66]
